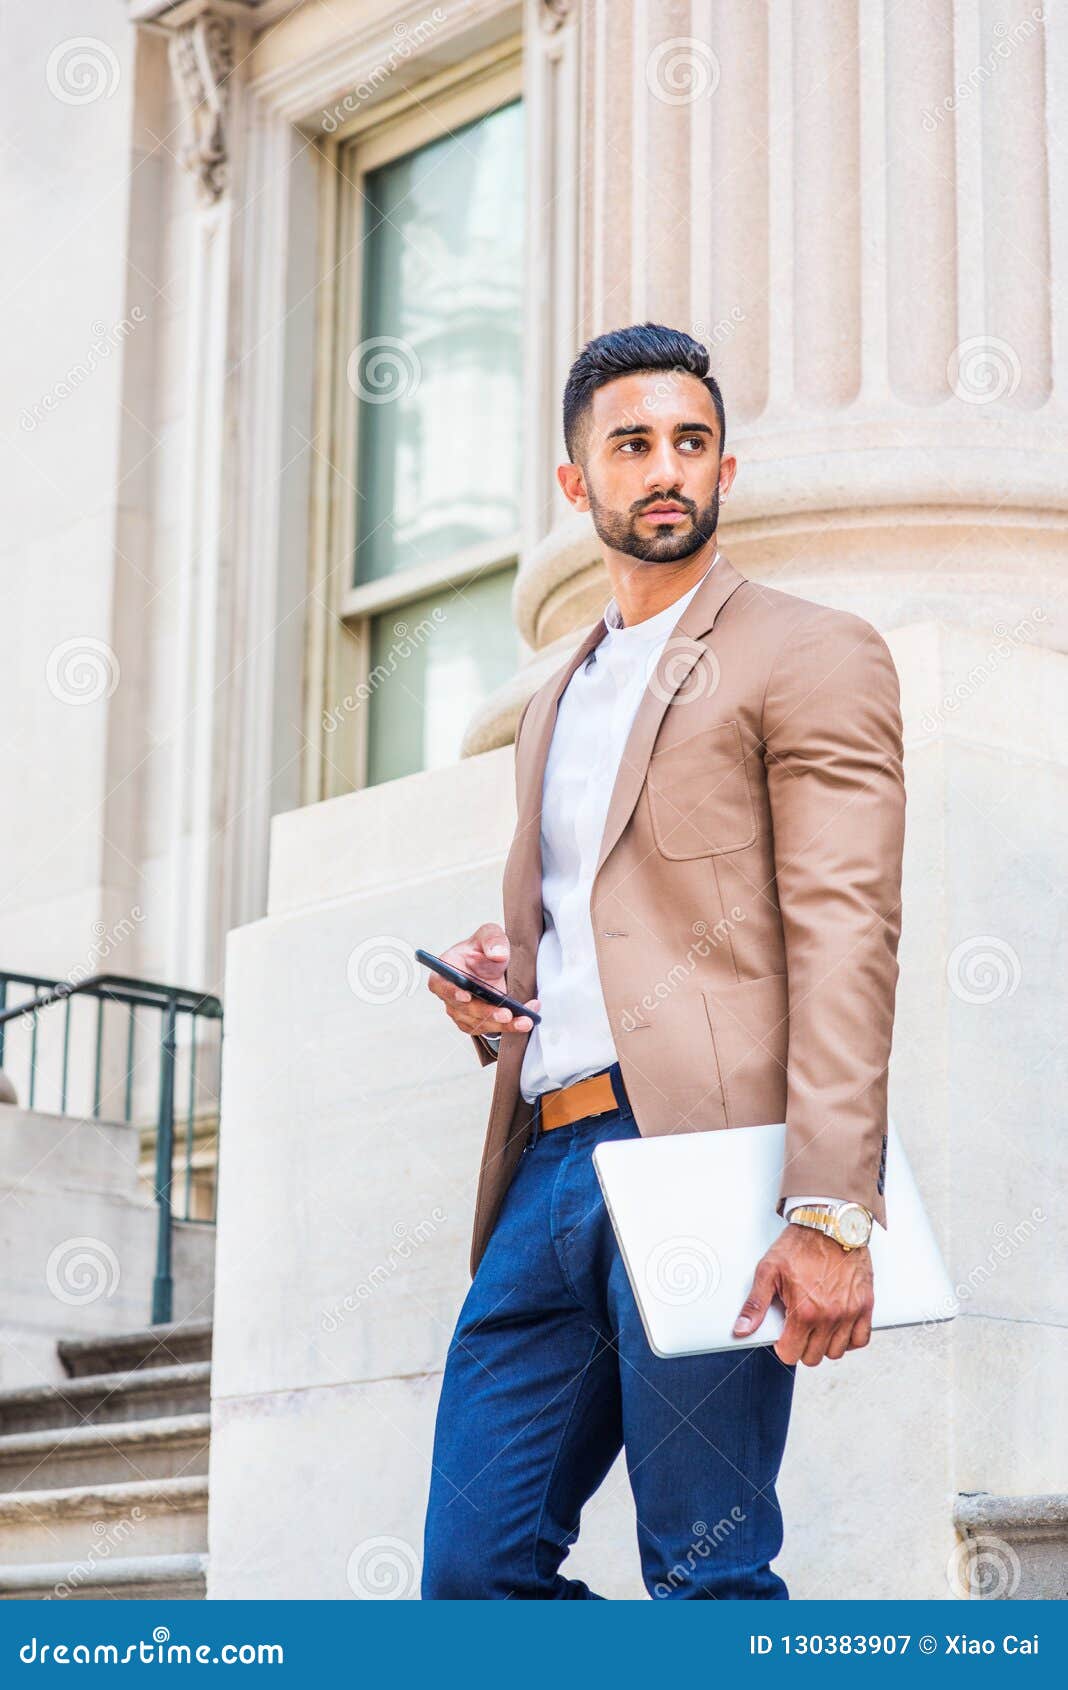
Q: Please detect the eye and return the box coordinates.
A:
[677,436,704,453]
[617,438,646,454]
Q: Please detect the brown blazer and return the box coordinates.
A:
[467,551,906,1278]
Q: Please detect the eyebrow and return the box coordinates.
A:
[604,420,717,441]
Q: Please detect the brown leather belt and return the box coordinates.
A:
[538,1069,619,1132]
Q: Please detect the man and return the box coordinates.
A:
[421,323,905,1599]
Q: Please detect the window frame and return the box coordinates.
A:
[312,42,524,799]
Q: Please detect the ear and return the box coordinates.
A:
[557,460,590,512]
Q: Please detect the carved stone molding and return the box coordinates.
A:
[168,11,235,203]
[953,1493,1068,1600]
[539,0,576,32]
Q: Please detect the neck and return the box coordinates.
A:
[604,537,719,628]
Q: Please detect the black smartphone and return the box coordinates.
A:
[415,948,541,1025]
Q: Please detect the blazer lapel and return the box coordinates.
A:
[507,549,749,980]
[504,616,607,978]
[594,551,748,876]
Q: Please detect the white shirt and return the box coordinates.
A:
[519,550,719,1102]
[513,545,843,1217]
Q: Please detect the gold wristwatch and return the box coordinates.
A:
[787,1201,873,1251]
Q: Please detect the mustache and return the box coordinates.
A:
[630,494,699,516]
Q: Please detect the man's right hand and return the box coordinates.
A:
[427,922,540,1040]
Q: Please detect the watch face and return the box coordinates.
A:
[838,1204,871,1246]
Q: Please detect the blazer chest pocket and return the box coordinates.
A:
[646,719,757,859]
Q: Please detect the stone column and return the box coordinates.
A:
[472,0,1068,1597]
[491,0,1066,668]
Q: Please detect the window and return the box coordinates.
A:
[324,57,524,792]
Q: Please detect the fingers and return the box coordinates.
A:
[773,1310,812,1366]
[823,1319,857,1362]
[469,922,510,977]
[426,925,522,1037]
[771,1229,876,1364]
[425,970,466,1007]
[733,1262,776,1337]
[507,997,541,1034]
[801,1324,834,1366]
[847,1303,874,1351]
[777,1301,873,1365]
[779,1304,876,1365]
[480,996,541,1034]
[773,1285,821,1364]
[442,989,541,1039]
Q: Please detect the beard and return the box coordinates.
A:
[587,484,720,563]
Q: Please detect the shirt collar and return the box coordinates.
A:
[603,546,720,640]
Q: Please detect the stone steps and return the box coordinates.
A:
[0,1550,208,1600]
[58,1319,213,1378]
[0,1319,214,1599]
[0,1362,210,1435]
[0,1473,209,1564]
[0,1413,211,1490]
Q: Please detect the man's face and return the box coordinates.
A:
[563,371,727,563]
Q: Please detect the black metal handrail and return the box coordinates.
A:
[0,970,223,1324]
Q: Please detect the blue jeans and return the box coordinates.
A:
[422,1069,796,1599]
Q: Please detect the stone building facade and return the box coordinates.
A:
[0,0,1063,1599]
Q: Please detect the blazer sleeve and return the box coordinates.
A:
[762,608,906,1229]
[468,692,537,1069]
[471,1031,498,1067]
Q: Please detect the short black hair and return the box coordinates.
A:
[563,322,726,462]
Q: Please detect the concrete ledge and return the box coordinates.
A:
[0,1472,208,1525]
[58,1318,213,1377]
[0,1550,208,1600]
[0,1413,211,1489]
[0,1361,211,1433]
[953,1493,1068,1599]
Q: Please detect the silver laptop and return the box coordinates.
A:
[592,1116,957,1357]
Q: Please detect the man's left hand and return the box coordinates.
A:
[733,1225,875,1365]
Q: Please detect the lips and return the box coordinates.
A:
[641,505,688,524]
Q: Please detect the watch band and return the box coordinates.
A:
[788,1201,872,1250]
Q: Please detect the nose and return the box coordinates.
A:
[643,439,681,493]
